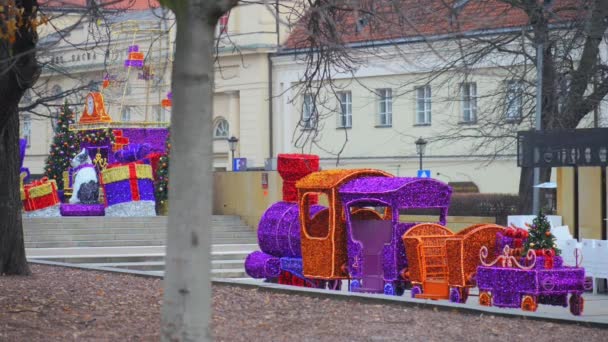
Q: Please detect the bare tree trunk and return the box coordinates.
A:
[160,3,215,341]
[0,108,30,275]
[0,0,39,276]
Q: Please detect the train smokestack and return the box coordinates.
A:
[277,154,319,202]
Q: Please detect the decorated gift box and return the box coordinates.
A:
[100,162,156,216]
[496,226,529,257]
[22,177,60,212]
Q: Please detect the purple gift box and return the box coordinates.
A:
[101,164,155,207]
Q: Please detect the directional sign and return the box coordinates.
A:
[417,169,431,178]
[233,158,247,172]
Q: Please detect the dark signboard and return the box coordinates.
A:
[448,182,479,193]
[517,128,608,168]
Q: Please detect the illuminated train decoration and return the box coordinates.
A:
[244,154,587,315]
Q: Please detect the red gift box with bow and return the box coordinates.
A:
[22,177,60,211]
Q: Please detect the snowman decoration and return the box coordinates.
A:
[69,149,100,204]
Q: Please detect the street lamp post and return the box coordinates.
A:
[415,137,427,171]
[228,136,239,171]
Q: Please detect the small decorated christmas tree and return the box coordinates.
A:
[155,132,170,213]
[44,101,80,189]
[524,211,561,256]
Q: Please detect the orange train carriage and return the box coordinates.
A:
[402,223,504,302]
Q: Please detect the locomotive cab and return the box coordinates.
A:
[296,169,392,280]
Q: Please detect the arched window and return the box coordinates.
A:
[213,118,229,139]
[51,85,63,103]
[52,84,62,96]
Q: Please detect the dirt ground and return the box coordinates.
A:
[0,264,606,341]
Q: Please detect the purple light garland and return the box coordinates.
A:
[60,204,105,216]
[114,144,151,163]
[80,128,168,165]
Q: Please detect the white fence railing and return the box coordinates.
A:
[555,237,608,294]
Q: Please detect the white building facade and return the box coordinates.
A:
[271,41,560,194]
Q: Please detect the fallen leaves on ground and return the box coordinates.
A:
[0,265,606,341]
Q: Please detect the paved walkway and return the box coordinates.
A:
[222,278,608,326]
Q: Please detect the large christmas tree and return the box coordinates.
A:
[44,101,80,189]
[155,131,170,210]
[525,211,561,256]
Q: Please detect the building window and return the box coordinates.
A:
[154,105,164,122]
[355,13,370,33]
[415,85,431,125]
[213,118,230,138]
[88,80,98,92]
[51,84,62,103]
[302,94,317,129]
[218,12,230,34]
[337,91,352,128]
[377,88,392,127]
[23,89,32,103]
[121,106,131,122]
[460,82,477,123]
[22,114,31,147]
[505,81,523,120]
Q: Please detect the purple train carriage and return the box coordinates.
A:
[338,177,452,295]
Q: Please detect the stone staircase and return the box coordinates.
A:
[25,215,258,279]
[23,215,257,248]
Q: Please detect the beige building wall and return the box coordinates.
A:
[272,50,526,194]
[213,171,495,231]
[557,167,607,240]
[213,171,283,228]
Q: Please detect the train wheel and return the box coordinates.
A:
[449,287,461,303]
[584,277,594,291]
[291,274,300,286]
[569,294,584,316]
[521,295,538,312]
[384,283,395,296]
[479,291,492,306]
[278,271,291,285]
[411,285,423,298]
[327,280,342,291]
[310,279,324,288]
[461,288,469,303]
[349,280,361,292]
[395,283,406,296]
